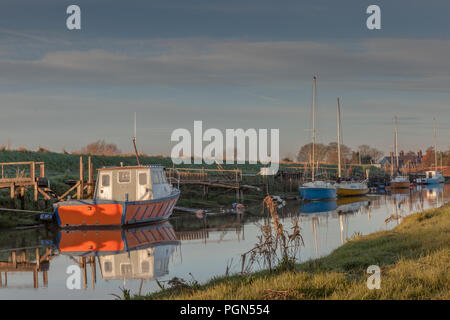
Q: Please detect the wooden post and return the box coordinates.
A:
[10,183,15,201]
[43,271,48,287]
[33,269,38,289]
[39,163,45,177]
[34,182,38,203]
[90,257,96,289]
[87,156,93,197]
[35,248,40,269]
[20,187,25,210]
[80,257,87,290]
[11,251,16,268]
[77,156,84,200]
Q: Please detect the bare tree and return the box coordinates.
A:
[78,140,122,156]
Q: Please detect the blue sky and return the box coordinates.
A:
[0,0,449,158]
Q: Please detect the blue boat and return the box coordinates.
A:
[425,171,445,184]
[299,181,337,200]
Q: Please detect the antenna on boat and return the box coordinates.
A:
[337,97,342,179]
[311,76,317,182]
[394,115,399,174]
[434,118,437,171]
[132,112,141,166]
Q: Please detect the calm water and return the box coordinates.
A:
[0,184,448,299]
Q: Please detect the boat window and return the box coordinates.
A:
[118,171,131,183]
[103,261,112,273]
[141,261,150,273]
[120,264,132,275]
[101,174,110,187]
[151,171,161,184]
[139,172,147,185]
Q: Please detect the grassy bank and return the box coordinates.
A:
[136,204,450,300]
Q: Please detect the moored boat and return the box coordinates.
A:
[299,181,337,200]
[298,76,336,201]
[425,170,445,184]
[426,119,445,185]
[54,165,180,228]
[390,175,410,189]
[336,181,369,197]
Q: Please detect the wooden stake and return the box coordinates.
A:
[78,156,84,199]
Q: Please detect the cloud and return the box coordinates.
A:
[1,38,450,91]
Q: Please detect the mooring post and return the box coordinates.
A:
[39,163,45,177]
[77,156,84,199]
[43,271,48,287]
[20,187,25,210]
[33,269,38,289]
[87,156,93,197]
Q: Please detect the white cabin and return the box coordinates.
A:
[94,165,173,202]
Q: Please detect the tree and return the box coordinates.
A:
[78,140,121,156]
[421,147,435,167]
[357,145,383,164]
[325,142,352,164]
[297,143,328,162]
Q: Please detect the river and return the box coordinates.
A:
[0,184,447,299]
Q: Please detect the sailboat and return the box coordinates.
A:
[390,116,410,189]
[299,76,337,201]
[425,118,445,184]
[335,97,369,197]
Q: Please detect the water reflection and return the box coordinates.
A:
[0,184,447,299]
[0,223,179,294]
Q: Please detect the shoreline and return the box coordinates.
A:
[134,203,450,300]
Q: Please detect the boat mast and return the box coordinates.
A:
[337,97,342,178]
[394,116,399,174]
[311,76,317,182]
[434,118,437,171]
[132,112,141,166]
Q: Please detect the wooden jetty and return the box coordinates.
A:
[166,167,260,200]
[0,161,48,205]
[0,156,95,210]
[0,246,52,289]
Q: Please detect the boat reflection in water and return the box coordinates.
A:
[299,197,371,255]
[299,197,369,216]
[425,183,444,200]
[56,222,179,286]
[300,200,338,216]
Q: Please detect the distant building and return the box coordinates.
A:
[378,150,423,169]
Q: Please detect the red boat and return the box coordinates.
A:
[54,165,180,228]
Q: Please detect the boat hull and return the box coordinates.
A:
[54,189,180,228]
[299,187,337,200]
[337,187,369,197]
[425,178,445,184]
[390,182,410,189]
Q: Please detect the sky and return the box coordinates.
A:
[0,0,449,159]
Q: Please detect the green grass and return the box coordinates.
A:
[135,204,450,300]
